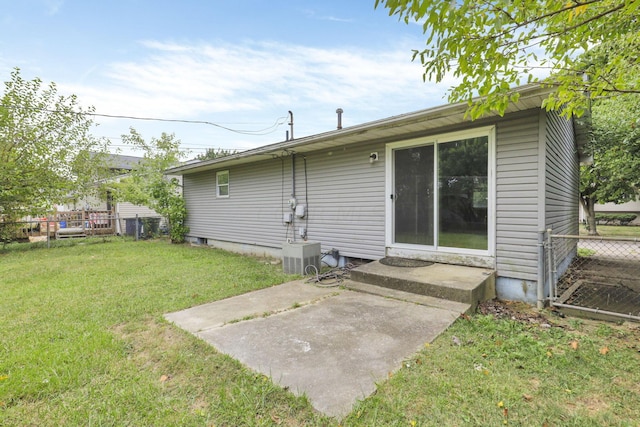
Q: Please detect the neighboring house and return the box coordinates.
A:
[166,85,589,304]
[58,153,164,234]
[580,200,640,225]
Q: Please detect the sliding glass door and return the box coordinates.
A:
[394,145,434,245]
[391,130,491,252]
[438,136,488,250]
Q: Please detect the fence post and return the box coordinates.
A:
[46,220,50,249]
[537,230,545,310]
[546,228,554,301]
[135,214,139,241]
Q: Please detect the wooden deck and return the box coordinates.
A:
[41,210,116,239]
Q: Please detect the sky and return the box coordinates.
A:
[0,0,454,158]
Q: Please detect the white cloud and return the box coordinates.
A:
[66,39,445,117]
[44,0,64,15]
[59,38,453,155]
[300,8,354,23]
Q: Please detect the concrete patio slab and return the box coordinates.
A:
[165,280,465,418]
[165,280,337,333]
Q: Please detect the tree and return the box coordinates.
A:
[580,93,640,235]
[196,147,237,161]
[110,128,189,243]
[0,68,109,221]
[375,0,640,118]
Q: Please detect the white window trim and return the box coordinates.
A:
[216,170,229,198]
[384,126,496,258]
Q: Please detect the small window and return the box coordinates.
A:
[216,170,229,197]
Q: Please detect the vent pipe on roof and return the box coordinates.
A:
[288,110,294,140]
[336,108,343,130]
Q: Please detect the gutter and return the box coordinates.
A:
[166,84,556,175]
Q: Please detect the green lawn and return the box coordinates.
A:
[1,239,639,426]
[395,231,488,250]
[580,224,640,238]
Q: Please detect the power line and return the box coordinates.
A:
[103,137,256,150]
[106,143,254,151]
[86,111,288,135]
[1,103,289,136]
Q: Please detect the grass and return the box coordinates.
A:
[0,238,323,426]
[578,247,597,257]
[580,225,640,238]
[2,239,640,426]
[346,312,640,426]
[396,231,488,250]
[438,231,487,250]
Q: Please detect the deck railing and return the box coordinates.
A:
[1,211,165,244]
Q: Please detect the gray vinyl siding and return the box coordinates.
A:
[495,113,541,281]
[183,141,387,259]
[294,142,386,260]
[184,159,287,249]
[545,110,579,262]
[117,202,159,219]
[182,108,579,280]
[545,110,579,233]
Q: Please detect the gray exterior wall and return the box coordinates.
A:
[495,111,543,282]
[183,109,579,303]
[545,110,579,234]
[544,110,580,268]
[493,110,579,302]
[183,141,387,259]
[184,159,285,250]
[116,202,159,219]
[295,141,387,259]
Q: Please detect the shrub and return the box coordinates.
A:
[595,213,637,226]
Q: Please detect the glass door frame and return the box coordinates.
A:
[385,126,496,265]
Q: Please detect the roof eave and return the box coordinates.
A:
[166,84,554,175]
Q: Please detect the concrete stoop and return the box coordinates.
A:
[349,260,496,313]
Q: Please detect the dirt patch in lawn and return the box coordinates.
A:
[111,317,219,389]
[477,299,552,324]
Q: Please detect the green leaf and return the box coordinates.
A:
[375,0,639,118]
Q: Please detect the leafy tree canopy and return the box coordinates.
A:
[375,0,639,118]
[0,68,109,219]
[196,147,238,161]
[109,128,189,243]
[580,92,640,234]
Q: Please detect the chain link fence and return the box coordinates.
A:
[549,233,640,321]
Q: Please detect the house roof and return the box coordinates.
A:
[104,153,143,171]
[167,84,590,175]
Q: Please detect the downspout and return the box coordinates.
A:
[291,153,296,201]
[291,153,296,241]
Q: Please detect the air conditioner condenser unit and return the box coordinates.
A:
[282,241,321,275]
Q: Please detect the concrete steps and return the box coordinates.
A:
[343,280,474,315]
[349,260,496,312]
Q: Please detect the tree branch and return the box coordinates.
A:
[463,1,625,50]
